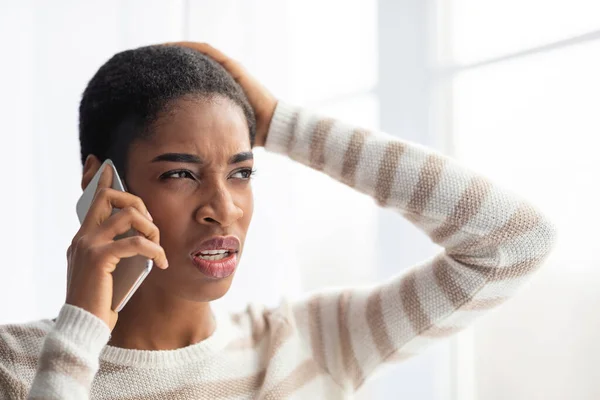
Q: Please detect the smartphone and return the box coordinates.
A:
[75,159,153,312]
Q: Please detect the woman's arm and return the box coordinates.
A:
[266,101,557,390]
[9,161,167,399]
[174,42,557,391]
[0,306,109,400]
[26,306,110,399]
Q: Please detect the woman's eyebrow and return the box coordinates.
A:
[229,151,253,164]
[151,153,203,164]
[151,152,253,165]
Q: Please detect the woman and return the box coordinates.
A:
[0,42,556,399]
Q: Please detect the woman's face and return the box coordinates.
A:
[124,95,254,302]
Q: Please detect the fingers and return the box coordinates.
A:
[82,188,151,231]
[97,206,160,245]
[97,236,169,270]
[96,164,113,193]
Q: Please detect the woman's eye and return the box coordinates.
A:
[231,168,255,180]
[160,170,195,180]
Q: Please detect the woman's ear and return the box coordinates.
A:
[81,154,102,191]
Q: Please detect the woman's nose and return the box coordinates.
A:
[194,185,243,227]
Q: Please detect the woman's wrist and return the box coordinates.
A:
[254,99,278,147]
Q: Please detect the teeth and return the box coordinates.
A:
[200,249,228,255]
[196,252,230,261]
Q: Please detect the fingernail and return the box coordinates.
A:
[146,211,153,221]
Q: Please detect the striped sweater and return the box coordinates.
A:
[0,101,557,399]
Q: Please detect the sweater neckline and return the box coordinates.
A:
[99,308,236,368]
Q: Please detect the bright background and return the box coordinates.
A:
[0,1,598,399]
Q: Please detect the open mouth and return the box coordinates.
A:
[191,250,239,279]
[194,249,236,261]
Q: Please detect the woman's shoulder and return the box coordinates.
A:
[0,319,52,397]
[0,318,53,363]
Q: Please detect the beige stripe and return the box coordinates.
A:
[496,202,543,238]
[399,269,432,334]
[0,365,28,399]
[108,370,266,400]
[0,325,48,372]
[340,128,370,187]
[431,176,492,243]
[487,254,547,282]
[465,253,547,283]
[5,325,49,339]
[307,295,327,370]
[337,290,364,389]
[286,110,301,155]
[3,350,39,369]
[309,118,335,170]
[375,142,407,206]
[38,350,93,389]
[406,154,447,214]
[366,290,395,359]
[422,325,462,338]
[385,351,415,363]
[461,297,507,311]
[432,256,472,308]
[263,359,321,400]
[450,202,542,255]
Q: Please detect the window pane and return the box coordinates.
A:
[188,0,377,106]
[452,0,600,64]
[453,40,600,399]
[287,0,378,103]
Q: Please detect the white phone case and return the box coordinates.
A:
[76,159,153,312]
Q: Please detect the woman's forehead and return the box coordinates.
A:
[130,97,251,161]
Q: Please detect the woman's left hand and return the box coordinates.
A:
[167,42,277,147]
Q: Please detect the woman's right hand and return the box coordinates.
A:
[65,166,169,331]
[167,42,278,148]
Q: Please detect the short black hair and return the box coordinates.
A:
[79,45,255,176]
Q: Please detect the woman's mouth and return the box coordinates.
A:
[195,249,232,261]
[191,250,238,279]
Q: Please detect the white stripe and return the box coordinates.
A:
[379,275,418,348]
[317,291,345,381]
[288,374,345,400]
[321,120,351,178]
[28,370,88,400]
[430,308,488,330]
[473,275,532,298]
[352,134,389,197]
[347,287,380,372]
[261,334,311,393]
[287,112,320,162]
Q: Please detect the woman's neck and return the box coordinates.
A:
[107,282,215,351]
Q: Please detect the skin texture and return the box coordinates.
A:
[69,43,277,351]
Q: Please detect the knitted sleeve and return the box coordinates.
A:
[264,101,557,391]
[26,305,109,399]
